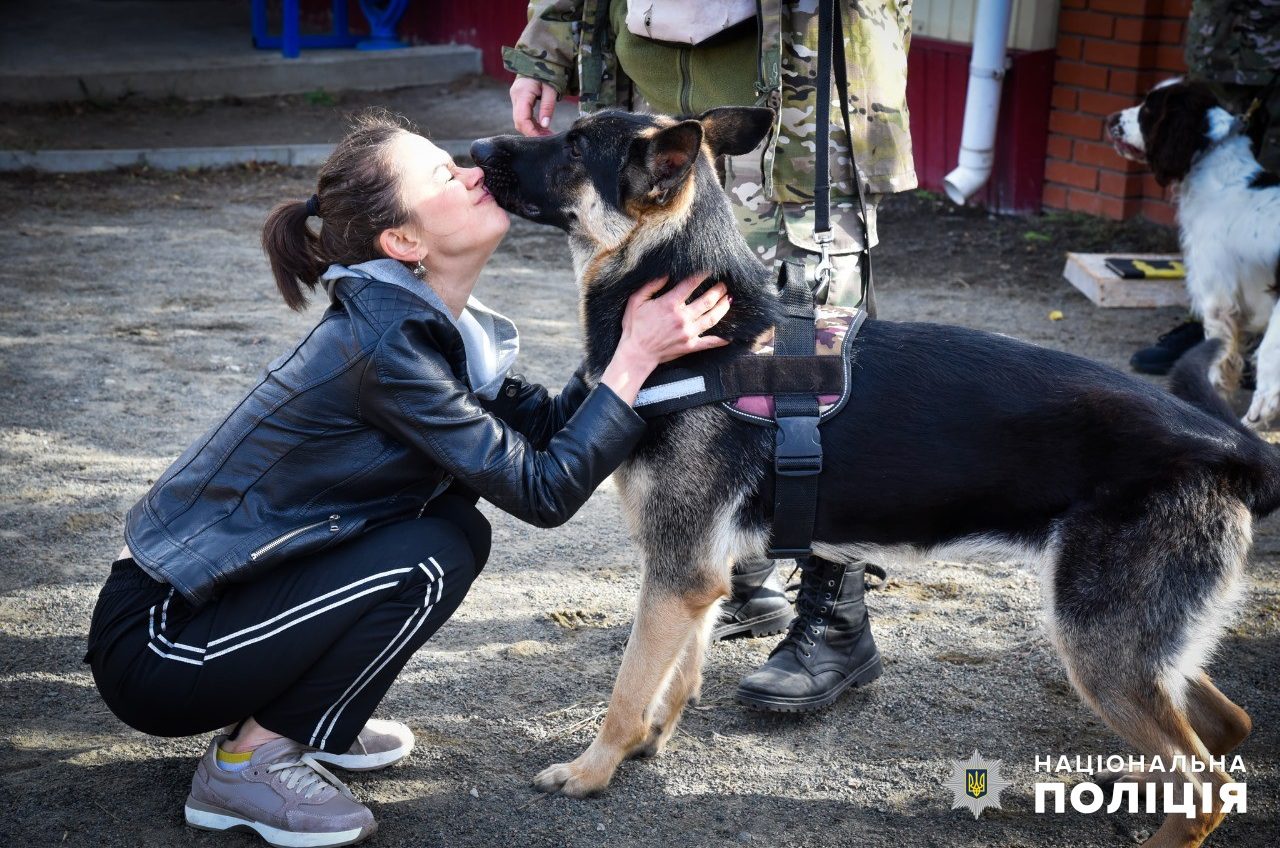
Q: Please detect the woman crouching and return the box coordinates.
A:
[84,112,730,847]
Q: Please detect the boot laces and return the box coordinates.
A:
[777,568,835,658]
[788,561,887,592]
[265,753,354,801]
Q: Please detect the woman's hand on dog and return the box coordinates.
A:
[599,272,732,405]
[624,273,732,365]
[510,76,559,137]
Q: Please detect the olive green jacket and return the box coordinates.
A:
[503,0,918,199]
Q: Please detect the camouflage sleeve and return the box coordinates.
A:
[901,0,912,54]
[501,0,583,95]
[1186,0,1280,85]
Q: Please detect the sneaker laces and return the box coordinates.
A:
[265,753,356,802]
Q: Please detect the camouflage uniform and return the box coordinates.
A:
[1186,0,1280,170]
[504,0,917,308]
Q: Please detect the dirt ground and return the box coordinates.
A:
[1,127,1278,846]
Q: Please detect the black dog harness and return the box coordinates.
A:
[631,0,871,559]
[633,262,867,558]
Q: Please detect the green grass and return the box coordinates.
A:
[304,89,337,107]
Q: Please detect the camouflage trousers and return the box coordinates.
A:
[724,148,880,310]
[621,95,880,310]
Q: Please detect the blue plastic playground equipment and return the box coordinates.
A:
[250,0,410,58]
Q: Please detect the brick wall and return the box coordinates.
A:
[1043,0,1191,224]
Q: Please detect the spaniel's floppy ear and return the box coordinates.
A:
[1146,85,1217,187]
[698,107,776,157]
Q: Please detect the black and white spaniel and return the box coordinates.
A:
[1108,79,1280,428]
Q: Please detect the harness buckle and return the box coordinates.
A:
[775,415,822,477]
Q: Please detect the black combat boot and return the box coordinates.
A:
[735,557,881,712]
[713,557,794,641]
[1130,320,1203,375]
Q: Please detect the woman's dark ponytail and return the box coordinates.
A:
[260,109,416,311]
[261,199,324,311]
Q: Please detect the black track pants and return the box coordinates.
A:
[86,497,490,753]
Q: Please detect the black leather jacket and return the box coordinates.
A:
[125,271,645,606]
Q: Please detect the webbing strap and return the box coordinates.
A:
[722,355,845,397]
[814,0,834,239]
[632,349,845,420]
[767,261,822,558]
[812,0,874,314]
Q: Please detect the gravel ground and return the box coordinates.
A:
[0,161,1276,848]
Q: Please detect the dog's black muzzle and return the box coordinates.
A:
[471,136,541,219]
[469,137,501,169]
[470,135,571,228]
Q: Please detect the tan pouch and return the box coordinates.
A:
[625,0,756,46]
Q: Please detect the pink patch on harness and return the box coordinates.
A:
[728,305,859,418]
[733,394,840,417]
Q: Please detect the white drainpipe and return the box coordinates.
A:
[944,0,1015,205]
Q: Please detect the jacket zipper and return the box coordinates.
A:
[417,475,454,518]
[250,515,340,561]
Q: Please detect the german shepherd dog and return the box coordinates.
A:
[472,107,1274,847]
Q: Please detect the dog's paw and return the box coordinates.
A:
[532,757,612,798]
[628,724,663,760]
[1243,389,1280,430]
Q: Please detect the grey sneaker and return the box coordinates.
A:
[310,718,415,772]
[185,735,376,847]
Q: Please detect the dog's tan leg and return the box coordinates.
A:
[533,583,715,797]
[670,598,719,709]
[1184,673,1251,757]
[634,597,721,759]
[629,627,696,761]
[1097,674,1250,787]
[1064,664,1236,848]
[1133,705,1235,848]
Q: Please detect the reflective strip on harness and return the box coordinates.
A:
[634,375,708,409]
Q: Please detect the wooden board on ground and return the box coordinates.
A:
[1062,252,1188,308]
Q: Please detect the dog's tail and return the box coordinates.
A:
[1169,338,1280,516]
[1168,339,1242,430]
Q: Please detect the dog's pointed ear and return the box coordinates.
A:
[636,120,703,202]
[698,107,775,157]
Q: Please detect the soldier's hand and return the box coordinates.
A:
[510,76,559,137]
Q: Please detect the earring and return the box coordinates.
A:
[413,260,426,279]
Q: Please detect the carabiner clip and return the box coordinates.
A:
[812,237,834,305]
